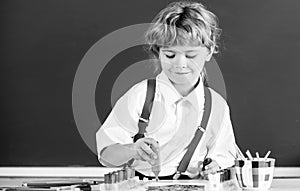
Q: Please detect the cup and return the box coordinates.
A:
[234,158,275,190]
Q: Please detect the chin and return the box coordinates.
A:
[171,78,194,86]
[176,76,198,84]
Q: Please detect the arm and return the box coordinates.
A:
[100,138,159,167]
[204,104,236,174]
[96,80,159,167]
[99,143,136,167]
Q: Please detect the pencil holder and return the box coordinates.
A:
[205,167,240,191]
[234,158,275,190]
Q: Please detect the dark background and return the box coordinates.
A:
[1,0,299,167]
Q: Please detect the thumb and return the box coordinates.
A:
[198,161,203,169]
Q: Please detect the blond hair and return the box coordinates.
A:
[145,1,221,58]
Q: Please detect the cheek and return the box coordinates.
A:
[189,61,204,72]
[160,58,171,70]
[194,57,207,69]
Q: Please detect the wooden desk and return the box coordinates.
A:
[0,167,300,190]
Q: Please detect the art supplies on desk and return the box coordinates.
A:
[1,179,100,191]
[22,180,98,188]
[100,165,148,191]
[232,145,275,190]
[1,185,99,191]
[0,187,58,191]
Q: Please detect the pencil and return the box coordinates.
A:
[245,150,253,160]
[234,143,246,160]
[263,151,271,160]
[255,152,260,160]
[228,150,237,159]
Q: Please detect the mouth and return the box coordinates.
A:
[173,71,191,75]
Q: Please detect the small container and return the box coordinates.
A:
[118,170,124,182]
[234,158,275,190]
[110,172,116,183]
[206,167,239,191]
[104,173,111,184]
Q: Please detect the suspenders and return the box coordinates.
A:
[173,86,211,179]
[133,79,212,179]
[133,79,156,142]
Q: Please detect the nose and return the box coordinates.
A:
[173,54,187,68]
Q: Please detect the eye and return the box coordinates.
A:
[165,54,175,59]
[186,54,197,59]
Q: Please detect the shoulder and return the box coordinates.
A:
[113,79,150,113]
[206,87,232,135]
[208,87,226,103]
[207,87,228,108]
[126,79,148,97]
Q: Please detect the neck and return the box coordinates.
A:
[173,78,201,97]
[173,84,193,97]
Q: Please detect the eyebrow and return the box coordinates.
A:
[161,49,199,53]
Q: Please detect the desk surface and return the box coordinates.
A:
[1,177,300,190]
[0,167,300,190]
[271,178,300,191]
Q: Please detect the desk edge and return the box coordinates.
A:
[0,167,299,178]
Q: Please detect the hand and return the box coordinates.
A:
[199,159,220,176]
[132,137,159,165]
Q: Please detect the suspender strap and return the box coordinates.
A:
[132,79,211,179]
[133,79,156,142]
[174,86,212,179]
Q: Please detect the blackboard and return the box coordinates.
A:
[1,0,299,167]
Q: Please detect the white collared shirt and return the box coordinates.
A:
[96,72,236,177]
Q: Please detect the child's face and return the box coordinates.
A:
[159,45,212,87]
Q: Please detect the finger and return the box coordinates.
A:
[141,138,159,160]
[202,160,219,173]
[133,139,157,162]
[198,160,203,167]
[203,162,214,170]
[205,160,219,169]
[143,137,159,150]
[140,142,157,160]
[203,167,218,175]
[197,161,203,171]
[136,146,153,163]
[203,164,220,175]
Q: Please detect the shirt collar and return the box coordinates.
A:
[156,72,205,108]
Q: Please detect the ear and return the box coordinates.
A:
[205,46,215,62]
[157,48,162,59]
